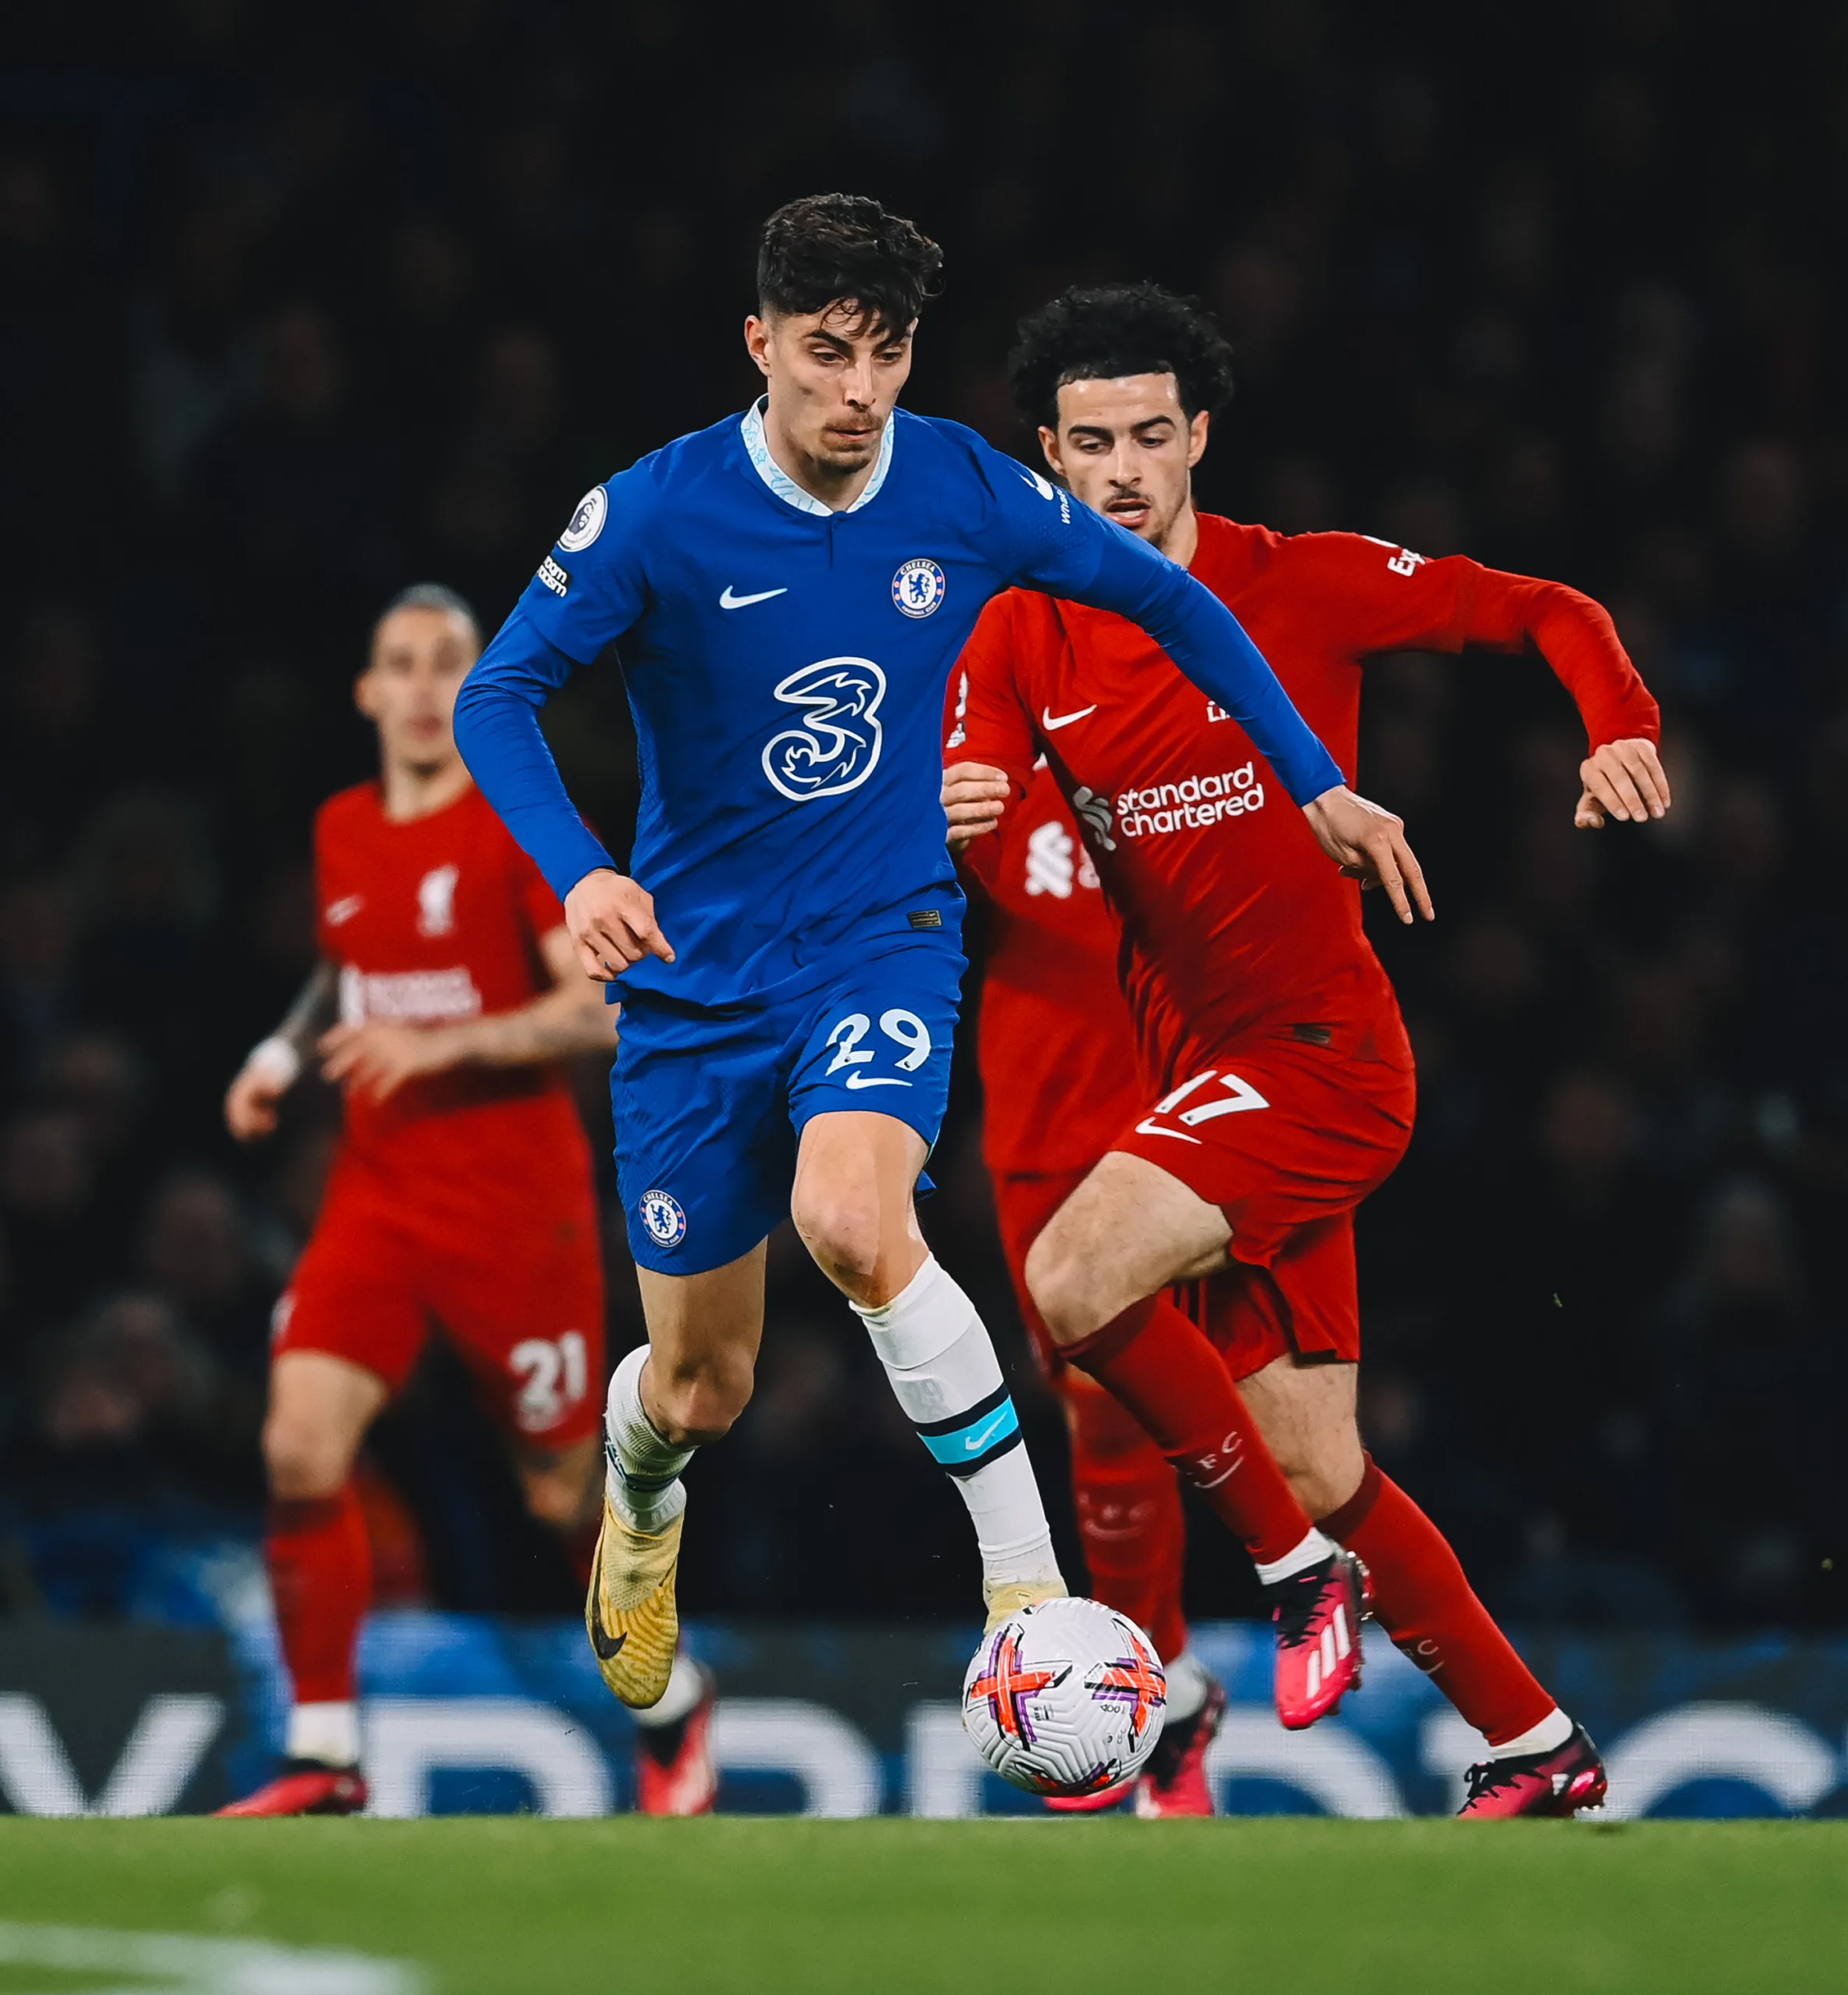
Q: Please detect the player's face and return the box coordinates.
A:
[1041,373,1209,550]
[355,607,478,775]
[745,302,914,472]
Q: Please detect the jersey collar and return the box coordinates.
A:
[740,396,895,517]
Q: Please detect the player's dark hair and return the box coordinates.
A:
[1009,283,1236,433]
[375,582,480,646]
[756,192,944,340]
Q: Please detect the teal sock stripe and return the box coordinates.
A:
[913,1384,1022,1481]
[606,1442,680,1494]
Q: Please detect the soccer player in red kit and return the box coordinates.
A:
[217,585,713,1817]
[948,286,1670,1816]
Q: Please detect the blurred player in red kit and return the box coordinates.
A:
[947,287,1670,1816]
[217,585,714,1817]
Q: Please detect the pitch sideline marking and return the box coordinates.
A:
[0,1920,428,1993]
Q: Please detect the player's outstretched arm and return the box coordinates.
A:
[224,962,337,1141]
[454,605,627,907]
[1052,517,1434,917]
[317,929,618,1104]
[1319,537,1671,832]
[1302,787,1435,926]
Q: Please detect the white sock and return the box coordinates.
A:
[853,1255,1060,1590]
[1252,1527,1338,1587]
[1162,1649,1210,1723]
[604,1345,692,1534]
[286,1700,360,1767]
[629,1650,708,1730]
[1489,1706,1574,1759]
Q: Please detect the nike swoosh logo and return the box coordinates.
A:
[719,585,788,609]
[963,1411,1009,1452]
[1134,1116,1203,1144]
[587,1545,627,1661]
[844,1073,910,1089]
[1041,704,1097,731]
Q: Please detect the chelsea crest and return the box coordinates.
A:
[892,556,947,618]
[639,1188,687,1248]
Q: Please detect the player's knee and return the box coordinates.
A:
[263,1411,352,1502]
[790,1185,885,1291]
[1025,1231,1104,1346]
[1282,1435,1366,1521]
[648,1354,752,1447]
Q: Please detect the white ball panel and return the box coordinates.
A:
[962,1596,1168,1798]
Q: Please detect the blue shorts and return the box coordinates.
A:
[613,934,966,1275]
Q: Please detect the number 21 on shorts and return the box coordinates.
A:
[1136,1068,1269,1145]
[825,1008,933,1090]
[509,1330,588,1432]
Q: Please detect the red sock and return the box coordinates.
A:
[267,1489,372,1706]
[1065,1295,1313,1567]
[1322,1457,1553,1746]
[1064,1375,1189,1661]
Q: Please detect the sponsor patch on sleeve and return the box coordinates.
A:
[537,555,571,598]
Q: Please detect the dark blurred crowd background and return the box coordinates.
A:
[2,0,1845,1637]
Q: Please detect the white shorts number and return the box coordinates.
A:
[825,1013,875,1075]
[878,1008,931,1071]
[509,1331,588,1433]
[822,1007,934,1089]
[1134,1069,1270,1146]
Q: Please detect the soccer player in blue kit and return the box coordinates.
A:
[454,193,1431,1711]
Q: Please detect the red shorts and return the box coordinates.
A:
[1114,1021,1415,1380]
[274,1162,606,1447]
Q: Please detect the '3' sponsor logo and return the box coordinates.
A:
[762,656,886,801]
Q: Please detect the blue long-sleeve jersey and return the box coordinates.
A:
[455,401,1343,1006]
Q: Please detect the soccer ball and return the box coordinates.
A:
[962,1596,1167,1798]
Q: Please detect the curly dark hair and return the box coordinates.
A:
[756,192,945,340]
[1008,282,1236,433]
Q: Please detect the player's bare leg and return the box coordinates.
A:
[217,1351,387,1817]
[1029,1153,1369,1728]
[791,1108,931,1306]
[514,1434,602,1531]
[793,1110,1065,1627]
[588,1248,765,1710]
[1238,1354,1366,1517]
[1242,1350,1602,1812]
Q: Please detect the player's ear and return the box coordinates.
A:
[1038,424,1065,480]
[744,314,773,380]
[1186,409,1210,468]
[353,667,380,721]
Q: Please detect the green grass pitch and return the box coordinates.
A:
[0,1818,1843,1993]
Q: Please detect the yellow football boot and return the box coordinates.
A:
[585,1498,684,1709]
[982,1574,1069,1633]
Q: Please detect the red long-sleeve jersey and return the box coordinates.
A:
[315,781,593,1209]
[952,514,1658,1104]
[966,762,1140,1175]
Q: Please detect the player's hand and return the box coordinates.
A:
[565,869,674,982]
[224,1064,286,1142]
[317,1021,449,1103]
[942,761,1009,851]
[1302,786,1434,925]
[1575,737,1671,829]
